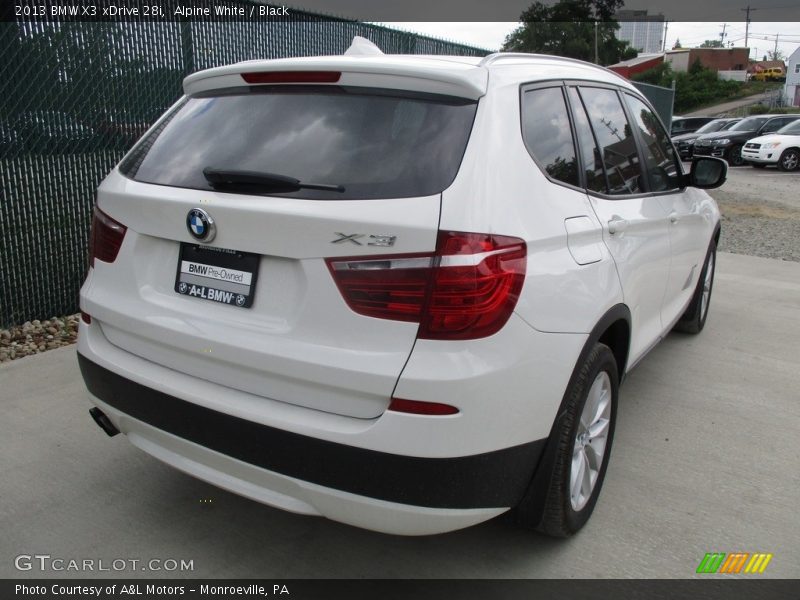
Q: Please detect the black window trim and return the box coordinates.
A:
[519,77,690,201]
[568,81,653,199]
[566,79,687,200]
[563,84,612,193]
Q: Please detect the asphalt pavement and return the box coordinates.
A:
[1,252,799,579]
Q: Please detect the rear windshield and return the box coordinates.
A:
[120,86,478,200]
[730,117,769,131]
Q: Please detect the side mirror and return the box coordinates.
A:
[689,156,727,189]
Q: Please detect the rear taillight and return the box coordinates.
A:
[327,231,526,340]
[89,206,127,267]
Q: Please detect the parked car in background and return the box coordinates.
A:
[693,114,800,166]
[741,119,800,171]
[752,67,786,82]
[670,116,716,137]
[78,44,726,538]
[672,117,741,160]
[15,110,95,153]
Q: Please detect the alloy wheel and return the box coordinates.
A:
[570,371,612,511]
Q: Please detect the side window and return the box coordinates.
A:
[567,87,607,193]
[521,86,579,187]
[623,94,682,192]
[761,119,785,133]
[578,87,644,195]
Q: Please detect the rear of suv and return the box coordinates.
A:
[79,41,725,537]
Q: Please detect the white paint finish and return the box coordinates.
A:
[97,171,440,260]
[439,75,623,335]
[76,51,723,534]
[659,186,720,326]
[564,216,604,265]
[393,314,587,449]
[183,55,489,99]
[113,408,505,536]
[741,132,800,165]
[588,195,672,365]
[81,228,425,419]
[78,314,580,458]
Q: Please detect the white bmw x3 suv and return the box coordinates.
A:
[78,40,726,537]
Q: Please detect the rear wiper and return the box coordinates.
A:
[203,168,345,193]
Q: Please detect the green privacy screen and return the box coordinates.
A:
[0,11,487,326]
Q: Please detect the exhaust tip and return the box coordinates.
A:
[89,407,120,437]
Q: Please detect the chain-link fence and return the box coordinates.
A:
[0,11,488,326]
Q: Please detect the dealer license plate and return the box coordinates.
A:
[174,244,260,308]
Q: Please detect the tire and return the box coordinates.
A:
[674,241,716,334]
[727,144,744,167]
[778,149,800,172]
[516,343,618,537]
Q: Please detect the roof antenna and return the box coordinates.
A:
[344,36,384,56]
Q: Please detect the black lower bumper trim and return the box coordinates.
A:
[78,354,545,509]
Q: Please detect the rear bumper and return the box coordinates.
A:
[78,353,545,534]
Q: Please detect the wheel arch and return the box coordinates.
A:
[514,303,631,526]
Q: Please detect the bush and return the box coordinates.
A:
[633,59,744,113]
[748,104,769,115]
[768,107,800,114]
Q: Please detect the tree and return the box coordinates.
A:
[699,40,723,48]
[673,39,682,49]
[501,0,637,66]
[767,49,786,62]
[633,60,741,113]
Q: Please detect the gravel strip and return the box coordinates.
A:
[709,167,800,263]
[717,207,800,262]
[0,315,79,363]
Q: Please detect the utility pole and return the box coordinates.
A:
[720,23,727,46]
[663,20,669,52]
[774,33,779,59]
[594,21,599,64]
[741,5,756,49]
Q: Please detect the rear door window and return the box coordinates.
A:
[577,87,645,195]
[120,86,478,200]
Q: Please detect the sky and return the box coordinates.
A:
[380,21,800,61]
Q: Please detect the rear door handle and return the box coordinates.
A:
[669,212,679,224]
[608,216,628,235]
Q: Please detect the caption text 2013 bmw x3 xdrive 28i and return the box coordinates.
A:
[78,39,726,537]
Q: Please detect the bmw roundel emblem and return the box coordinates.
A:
[186,208,216,243]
